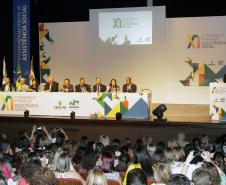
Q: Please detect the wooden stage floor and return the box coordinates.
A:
[0,115,225,142]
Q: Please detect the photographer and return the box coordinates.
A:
[30,125,53,151]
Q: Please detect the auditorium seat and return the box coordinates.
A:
[147,178,156,185]
[119,171,126,180]
[107,179,121,185]
[79,172,88,180]
[57,178,83,185]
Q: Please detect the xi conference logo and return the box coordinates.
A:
[187,34,200,49]
[113,18,122,29]
[0,96,14,111]
[187,34,226,49]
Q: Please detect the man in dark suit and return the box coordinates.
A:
[93,77,106,93]
[75,77,91,92]
[60,78,74,92]
[44,76,59,92]
[122,77,137,93]
[1,77,14,92]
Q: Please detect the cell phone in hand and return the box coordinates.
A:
[37,126,42,130]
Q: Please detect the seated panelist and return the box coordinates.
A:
[93,77,106,93]
[75,77,91,92]
[1,76,14,92]
[16,77,30,92]
[107,79,120,93]
[44,76,59,92]
[29,79,39,92]
[60,78,74,92]
[122,77,137,93]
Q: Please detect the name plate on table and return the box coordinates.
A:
[0,92,151,119]
[210,82,226,121]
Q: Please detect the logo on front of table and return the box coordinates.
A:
[69,99,79,109]
[54,101,66,110]
[0,96,14,111]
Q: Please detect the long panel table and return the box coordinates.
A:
[0,92,151,119]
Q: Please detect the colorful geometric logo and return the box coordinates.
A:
[211,105,226,121]
[96,93,129,117]
[187,34,200,49]
[39,23,54,83]
[180,57,226,86]
[96,93,149,118]
[1,96,14,111]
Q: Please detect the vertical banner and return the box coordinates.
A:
[13,0,30,85]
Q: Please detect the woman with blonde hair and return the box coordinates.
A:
[167,139,178,149]
[86,168,108,185]
[54,153,86,185]
[169,146,185,174]
[153,163,172,185]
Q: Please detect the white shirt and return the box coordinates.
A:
[4,84,10,92]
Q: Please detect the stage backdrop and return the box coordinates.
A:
[166,16,226,104]
[39,7,167,103]
[39,7,226,104]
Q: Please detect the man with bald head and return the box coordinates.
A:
[44,76,59,92]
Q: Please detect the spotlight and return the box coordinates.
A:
[116,112,122,120]
[70,111,75,119]
[152,104,167,122]
[24,110,29,118]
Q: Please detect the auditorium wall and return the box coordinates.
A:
[39,6,226,105]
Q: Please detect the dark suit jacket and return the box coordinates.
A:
[61,84,74,92]
[1,84,14,92]
[93,84,107,92]
[75,84,91,92]
[122,83,137,93]
[44,81,59,92]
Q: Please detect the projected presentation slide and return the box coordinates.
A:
[99,11,152,45]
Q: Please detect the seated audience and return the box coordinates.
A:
[176,133,189,148]
[122,77,137,93]
[153,163,172,185]
[169,147,185,174]
[60,78,74,92]
[44,76,59,92]
[28,167,56,185]
[86,168,108,185]
[99,135,110,147]
[1,76,14,92]
[54,153,86,184]
[75,77,91,92]
[114,153,130,172]
[192,168,211,185]
[79,151,97,174]
[100,151,122,185]
[124,164,147,185]
[135,149,153,178]
[213,152,226,175]
[30,125,53,151]
[1,127,226,185]
[93,77,106,93]
[18,159,41,185]
[107,79,120,93]
[167,174,191,185]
